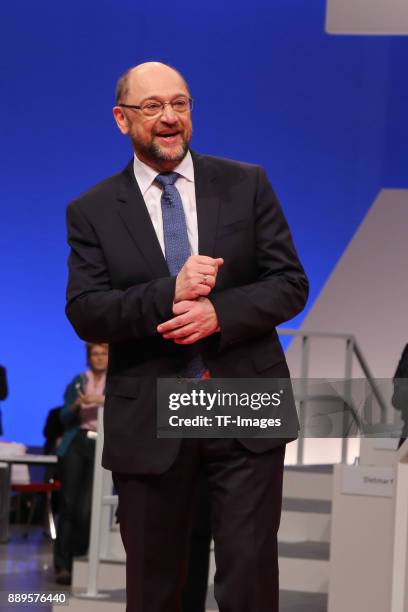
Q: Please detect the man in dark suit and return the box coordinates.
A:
[66,62,308,612]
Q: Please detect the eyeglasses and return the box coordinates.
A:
[118,97,193,118]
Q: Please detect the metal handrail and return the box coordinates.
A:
[278,328,389,463]
[278,328,388,418]
[352,341,388,421]
[279,329,358,340]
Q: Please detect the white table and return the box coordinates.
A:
[0,454,57,542]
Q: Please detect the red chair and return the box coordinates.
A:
[12,479,61,539]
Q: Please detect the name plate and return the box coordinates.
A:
[341,465,395,498]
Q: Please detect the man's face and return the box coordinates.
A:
[113,65,192,172]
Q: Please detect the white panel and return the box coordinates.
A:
[326,0,408,35]
[391,462,408,612]
[329,465,394,612]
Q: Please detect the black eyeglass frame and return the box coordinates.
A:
[118,97,194,116]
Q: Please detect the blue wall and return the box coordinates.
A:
[1,0,407,444]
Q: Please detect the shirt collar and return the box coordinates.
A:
[133,150,194,196]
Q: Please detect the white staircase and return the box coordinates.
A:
[279,464,332,598]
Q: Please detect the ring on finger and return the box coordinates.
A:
[202,274,208,284]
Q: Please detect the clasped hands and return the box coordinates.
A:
[157,255,223,345]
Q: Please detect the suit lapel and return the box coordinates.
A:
[191,152,221,257]
[116,161,169,278]
[115,153,221,276]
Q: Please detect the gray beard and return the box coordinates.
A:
[147,138,189,163]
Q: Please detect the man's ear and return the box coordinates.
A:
[112,106,130,135]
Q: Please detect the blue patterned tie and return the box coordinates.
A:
[155,172,205,378]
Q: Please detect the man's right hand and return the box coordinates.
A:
[174,255,224,303]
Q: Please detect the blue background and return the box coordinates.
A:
[1,0,407,444]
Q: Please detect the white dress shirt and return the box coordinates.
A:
[133,150,198,257]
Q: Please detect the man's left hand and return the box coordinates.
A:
[157,298,220,344]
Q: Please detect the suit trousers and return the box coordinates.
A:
[113,438,285,612]
[182,467,212,612]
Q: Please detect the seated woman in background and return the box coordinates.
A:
[54,343,108,585]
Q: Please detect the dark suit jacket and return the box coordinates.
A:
[0,365,8,436]
[66,151,308,474]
